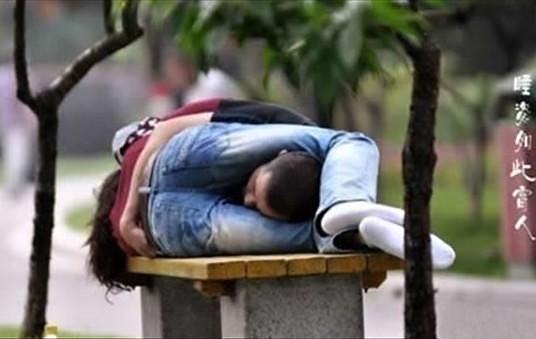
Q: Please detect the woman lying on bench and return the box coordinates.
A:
[86,99,455,293]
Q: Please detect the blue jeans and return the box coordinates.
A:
[147,123,379,257]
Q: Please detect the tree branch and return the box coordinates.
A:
[395,3,474,62]
[45,0,143,106]
[13,0,37,112]
[121,0,139,35]
[421,6,475,26]
[397,33,419,60]
[103,0,115,35]
[409,0,419,12]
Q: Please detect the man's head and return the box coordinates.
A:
[243,151,321,221]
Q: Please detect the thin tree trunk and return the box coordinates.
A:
[14,1,143,336]
[472,103,488,223]
[341,90,358,131]
[401,32,440,339]
[21,105,58,338]
[314,92,335,128]
[364,88,386,142]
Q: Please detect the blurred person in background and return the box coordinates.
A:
[182,67,246,104]
[0,63,37,197]
[146,49,245,118]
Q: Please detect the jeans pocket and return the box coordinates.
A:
[151,195,213,256]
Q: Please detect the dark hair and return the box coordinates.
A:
[85,170,134,294]
[264,151,321,220]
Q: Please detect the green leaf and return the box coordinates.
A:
[368,0,423,38]
[422,0,446,9]
[150,0,425,118]
[283,57,301,90]
[262,47,278,89]
[148,0,180,24]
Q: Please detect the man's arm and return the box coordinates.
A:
[120,112,214,256]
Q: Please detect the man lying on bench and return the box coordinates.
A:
[86,99,455,293]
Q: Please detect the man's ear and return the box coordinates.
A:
[279,149,288,155]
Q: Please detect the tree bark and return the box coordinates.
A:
[313,91,335,128]
[21,105,58,339]
[13,0,143,337]
[401,33,441,339]
[471,103,488,224]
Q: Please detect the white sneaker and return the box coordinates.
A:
[321,201,405,235]
[359,216,456,269]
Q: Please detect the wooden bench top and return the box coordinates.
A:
[127,252,404,281]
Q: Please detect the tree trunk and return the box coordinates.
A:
[144,13,165,82]
[471,104,488,224]
[21,105,58,338]
[340,91,358,131]
[402,33,440,339]
[14,1,143,336]
[365,88,386,142]
[313,93,335,128]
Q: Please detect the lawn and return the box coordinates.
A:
[0,325,116,338]
[57,154,116,178]
[379,153,505,277]
[65,202,94,234]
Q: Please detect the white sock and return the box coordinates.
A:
[359,216,456,269]
[321,201,405,235]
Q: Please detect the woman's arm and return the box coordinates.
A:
[120,112,214,256]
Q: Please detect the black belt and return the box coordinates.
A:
[138,149,164,255]
[139,191,162,255]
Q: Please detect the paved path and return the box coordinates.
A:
[0,175,141,337]
[364,271,536,338]
[2,175,536,338]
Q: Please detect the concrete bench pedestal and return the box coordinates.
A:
[221,274,364,338]
[141,277,221,338]
[129,253,403,338]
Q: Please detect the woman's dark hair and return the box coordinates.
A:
[264,151,321,221]
[85,170,133,294]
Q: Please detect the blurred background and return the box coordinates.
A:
[1,0,536,338]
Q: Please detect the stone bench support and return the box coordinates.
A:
[128,252,403,338]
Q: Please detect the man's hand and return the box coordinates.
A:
[120,217,157,258]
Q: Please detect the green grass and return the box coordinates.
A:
[378,154,506,278]
[0,325,117,338]
[56,154,116,178]
[65,202,95,233]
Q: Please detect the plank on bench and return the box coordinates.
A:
[127,252,403,281]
